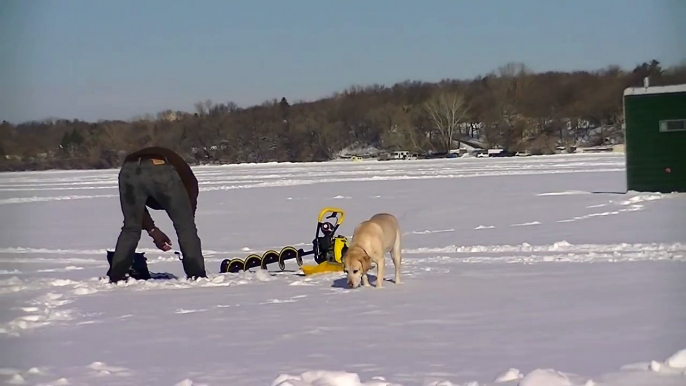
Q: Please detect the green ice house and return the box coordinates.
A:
[623,80,686,193]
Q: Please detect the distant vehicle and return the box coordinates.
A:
[378,150,417,161]
[489,149,516,157]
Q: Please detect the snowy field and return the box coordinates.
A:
[1,153,685,386]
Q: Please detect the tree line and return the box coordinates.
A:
[1,60,684,171]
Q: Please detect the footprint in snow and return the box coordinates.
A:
[261,299,297,304]
[260,295,307,304]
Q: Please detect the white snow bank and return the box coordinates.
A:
[272,371,401,386]
[621,348,686,375]
[272,347,686,386]
[7,374,25,384]
[493,368,522,382]
[536,190,592,196]
[619,193,664,205]
[517,369,577,386]
[665,349,686,368]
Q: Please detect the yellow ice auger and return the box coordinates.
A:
[219,207,349,276]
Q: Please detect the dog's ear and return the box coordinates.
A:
[361,252,372,272]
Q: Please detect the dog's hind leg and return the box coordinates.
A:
[391,229,402,285]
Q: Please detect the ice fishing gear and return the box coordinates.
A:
[218,207,349,275]
[105,250,178,281]
[106,250,152,280]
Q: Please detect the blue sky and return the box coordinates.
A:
[1,0,684,123]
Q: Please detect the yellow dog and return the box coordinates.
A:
[342,213,402,288]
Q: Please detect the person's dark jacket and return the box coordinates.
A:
[123,147,199,232]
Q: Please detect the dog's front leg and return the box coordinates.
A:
[361,272,370,286]
[375,258,385,288]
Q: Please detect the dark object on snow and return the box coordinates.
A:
[106,250,179,281]
[313,221,337,264]
[624,84,686,193]
[107,250,152,280]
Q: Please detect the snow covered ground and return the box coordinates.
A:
[0,153,685,386]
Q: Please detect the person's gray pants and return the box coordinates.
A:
[108,159,206,281]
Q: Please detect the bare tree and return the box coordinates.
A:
[194,99,214,116]
[424,90,471,152]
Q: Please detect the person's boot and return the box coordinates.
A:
[130,252,152,280]
[106,250,128,282]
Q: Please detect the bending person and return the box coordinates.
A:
[107,146,207,282]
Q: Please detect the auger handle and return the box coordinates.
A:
[318,207,345,225]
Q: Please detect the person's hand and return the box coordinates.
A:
[149,228,172,251]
